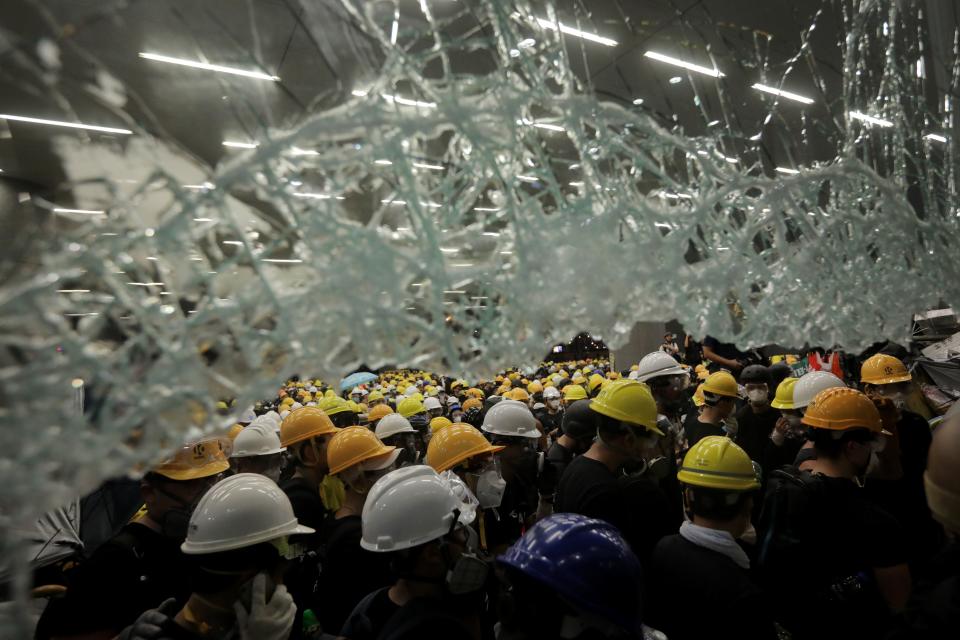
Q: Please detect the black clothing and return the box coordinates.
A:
[318,514,393,634]
[887,542,960,640]
[537,409,562,436]
[280,475,329,547]
[545,440,575,484]
[702,335,746,372]
[649,535,778,640]
[36,522,191,639]
[375,595,479,640]
[555,456,676,564]
[757,467,907,640]
[483,457,540,553]
[734,404,779,467]
[684,419,724,449]
[342,587,400,640]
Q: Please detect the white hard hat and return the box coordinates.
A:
[446,396,460,406]
[361,466,475,552]
[793,371,846,409]
[261,411,282,429]
[232,423,284,458]
[552,374,563,385]
[351,386,368,396]
[405,386,419,397]
[481,399,540,439]
[635,351,687,382]
[375,413,416,439]
[307,385,318,393]
[239,406,257,423]
[532,402,545,411]
[424,397,443,411]
[542,387,561,400]
[628,370,639,380]
[290,401,303,411]
[181,474,314,555]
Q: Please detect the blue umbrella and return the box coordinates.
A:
[340,371,378,391]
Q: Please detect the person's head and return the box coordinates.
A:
[361,466,488,596]
[327,427,400,497]
[925,407,960,537]
[860,353,913,406]
[560,399,598,454]
[230,423,285,483]
[320,396,359,428]
[700,371,739,420]
[280,407,341,478]
[677,436,759,537]
[802,387,889,478]
[542,386,561,412]
[367,389,385,408]
[635,351,689,408]
[424,396,444,419]
[427,423,504,478]
[497,513,644,639]
[739,365,771,407]
[792,371,845,413]
[768,362,792,394]
[562,384,587,408]
[589,380,663,462]
[481,400,541,466]
[181,474,313,604]
[144,437,231,540]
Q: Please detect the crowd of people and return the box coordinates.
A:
[30,347,960,640]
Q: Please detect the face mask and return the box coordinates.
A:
[474,466,506,509]
[546,399,560,410]
[785,414,803,429]
[746,389,768,405]
[722,416,739,436]
[443,527,489,594]
[159,507,192,541]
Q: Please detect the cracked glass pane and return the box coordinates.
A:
[0,1,957,632]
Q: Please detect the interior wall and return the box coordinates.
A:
[611,321,666,370]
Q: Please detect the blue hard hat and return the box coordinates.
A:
[497,513,643,634]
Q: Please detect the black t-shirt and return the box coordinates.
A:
[734,404,779,466]
[280,475,329,548]
[341,587,400,640]
[545,440,574,482]
[649,535,778,640]
[36,522,192,638]
[702,335,746,370]
[757,468,907,639]
[555,456,677,563]
[318,514,394,634]
[685,419,725,449]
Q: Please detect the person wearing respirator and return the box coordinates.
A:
[859,353,941,573]
[537,386,564,440]
[554,380,678,565]
[341,466,489,640]
[685,371,740,449]
[480,400,553,552]
[732,365,781,468]
[314,427,401,634]
[123,474,312,640]
[230,421,285,483]
[375,412,423,467]
[36,439,229,640]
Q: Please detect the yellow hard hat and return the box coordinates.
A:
[152,437,231,481]
[677,436,760,492]
[430,416,453,433]
[327,426,396,475]
[397,396,426,418]
[630,364,639,372]
[367,404,394,423]
[527,381,543,394]
[607,371,621,380]
[324,389,336,399]
[572,375,587,385]
[692,383,706,407]
[562,385,587,401]
[589,379,662,434]
[860,353,912,385]
[411,392,424,403]
[281,407,339,448]
[560,370,570,379]
[367,390,384,402]
[588,373,605,392]
[509,372,520,381]
[466,387,485,399]
[801,387,886,434]
[319,396,351,417]
[426,423,505,472]
[227,423,244,440]
[509,388,530,402]
[702,371,739,398]
[544,381,555,389]
[451,379,466,390]
[770,378,799,410]
[462,397,483,412]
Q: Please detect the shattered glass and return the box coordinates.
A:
[0,0,958,632]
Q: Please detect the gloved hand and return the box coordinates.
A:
[233,573,296,640]
[117,598,178,640]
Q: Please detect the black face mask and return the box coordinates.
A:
[154,482,209,541]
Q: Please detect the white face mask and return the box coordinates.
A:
[546,399,560,410]
[474,467,506,509]
[746,389,768,404]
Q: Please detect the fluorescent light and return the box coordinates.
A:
[290,147,319,156]
[849,111,893,127]
[517,175,539,183]
[352,89,369,97]
[499,251,513,255]
[535,18,618,47]
[101,232,119,236]
[381,94,436,109]
[54,207,105,215]
[569,181,585,187]
[444,290,465,294]
[751,83,814,104]
[518,38,536,48]
[413,161,444,170]
[707,120,720,127]
[192,217,216,222]
[533,122,565,132]
[775,167,800,175]
[261,258,303,263]
[146,256,158,261]
[644,51,724,78]
[57,289,90,293]
[439,248,459,254]
[64,312,99,317]
[473,207,501,212]
[0,113,132,135]
[723,156,739,164]
[183,183,214,190]
[925,133,948,143]
[452,262,474,267]
[138,52,279,81]
[223,140,259,149]
[632,98,644,105]
[128,282,165,286]
[669,76,683,84]
[294,192,342,200]
[390,17,399,44]
[374,159,393,165]
[222,240,244,246]
[381,199,407,205]
[482,232,500,237]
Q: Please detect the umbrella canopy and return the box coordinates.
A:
[340,371,378,391]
